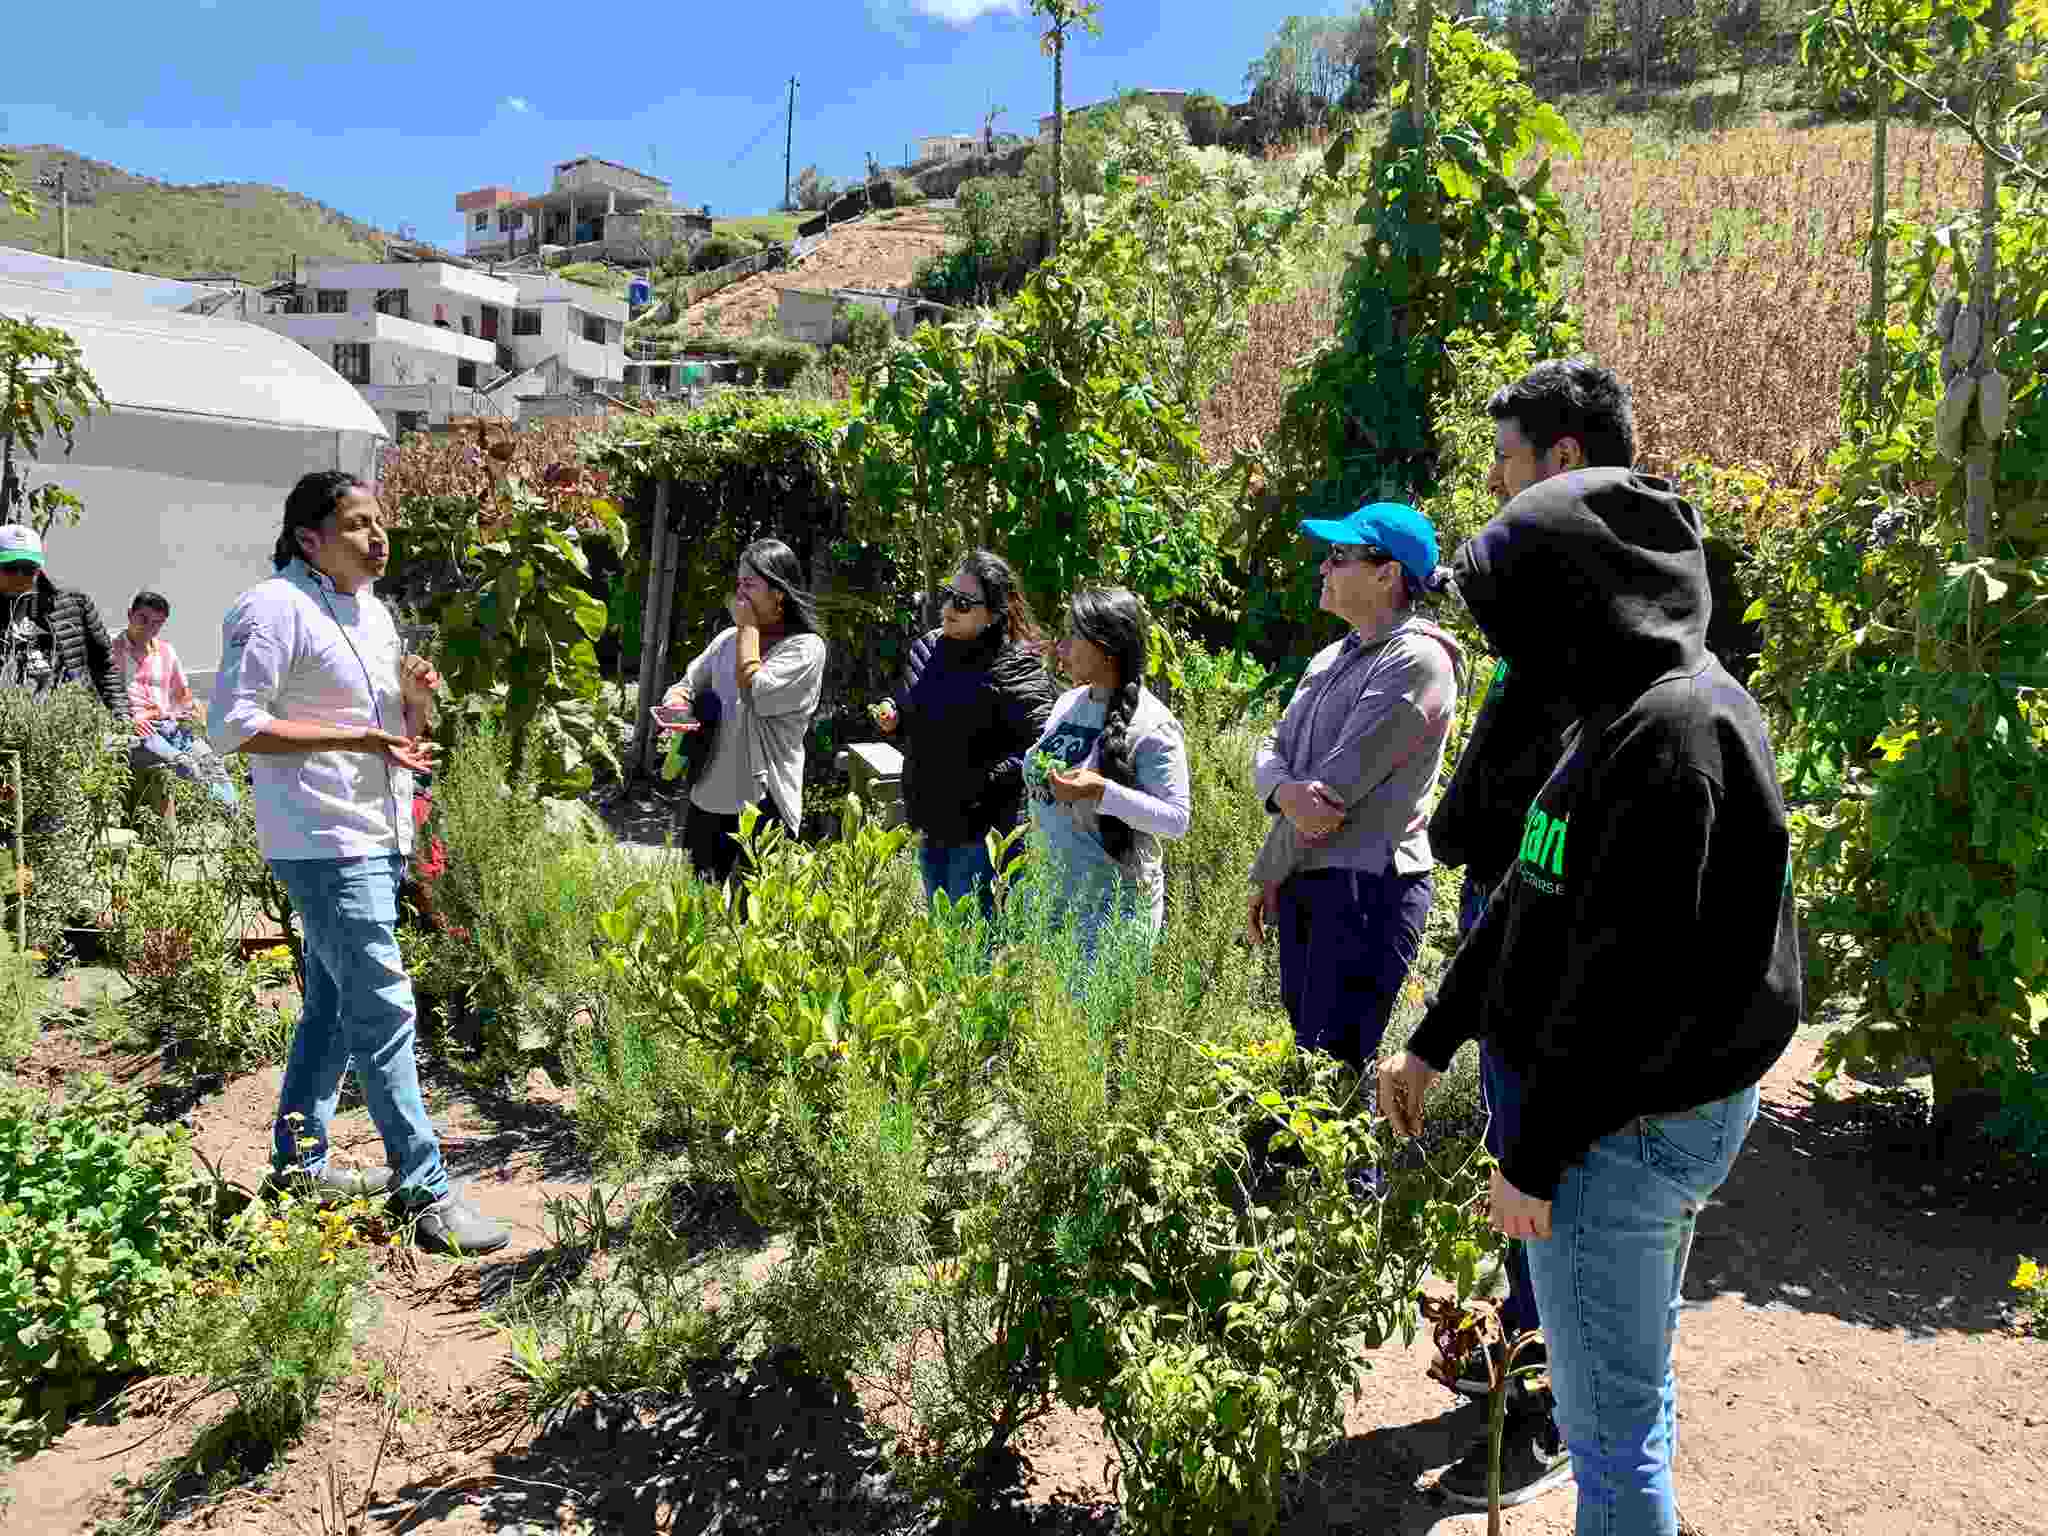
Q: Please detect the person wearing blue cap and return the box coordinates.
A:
[1247,500,1461,1076]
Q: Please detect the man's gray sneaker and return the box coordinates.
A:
[1437,1406,1572,1508]
[264,1163,393,1203]
[398,1189,511,1256]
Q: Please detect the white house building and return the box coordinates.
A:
[916,134,979,162]
[247,261,629,433]
[0,266,386,687]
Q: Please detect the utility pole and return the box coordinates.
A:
[783,75,800,213]
[37,165,70,261]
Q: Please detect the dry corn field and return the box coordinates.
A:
[1204,118,1982,491]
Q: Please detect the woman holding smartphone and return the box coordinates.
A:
[659,538,826,885]
[875,549,1057,920]
[1026,586,1191,956]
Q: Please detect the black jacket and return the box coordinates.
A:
[1408,468,1803,1199]
[1427,653,1578,895]
[892,625,1058,845]
[6,573,127,716]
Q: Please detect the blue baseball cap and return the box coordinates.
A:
[1298,501,1439,590]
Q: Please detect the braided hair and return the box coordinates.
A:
[275,471,369,572]
[1066,586,1149,860]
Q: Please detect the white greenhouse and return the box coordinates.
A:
[1,263,388,687]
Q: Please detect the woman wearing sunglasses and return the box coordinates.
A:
[1025,586,1192,958]
[874,549,1058,920]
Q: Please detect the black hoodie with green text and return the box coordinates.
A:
[1406,467,1803,1199]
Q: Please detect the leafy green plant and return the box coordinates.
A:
[1256,18,1579,641]
[0,924,43,1067]
[0,1074,215,1440]
[1,309,107,532]
[402,726,638,1073]
[0,683,130,953]
[423,430,627,792]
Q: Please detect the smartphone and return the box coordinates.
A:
[651,704,694,730]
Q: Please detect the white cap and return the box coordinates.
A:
[0,524,44,569]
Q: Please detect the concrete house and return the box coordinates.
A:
[456,157,710,266]
[250,260,524,434]
[503,272,628,396]
[917,134,980,162]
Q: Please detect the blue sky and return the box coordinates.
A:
[2,1,1332,248]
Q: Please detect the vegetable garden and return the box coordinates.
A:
[3,9,2047,1532]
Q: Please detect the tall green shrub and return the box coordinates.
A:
[0,684,128,952]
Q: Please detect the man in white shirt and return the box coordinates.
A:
[210,470,507,1256]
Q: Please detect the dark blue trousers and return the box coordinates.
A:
[1459,872,1541,1340]
[1276,865,1432,1071]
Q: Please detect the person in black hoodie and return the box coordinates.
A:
[1423,361,1627,1510]
[876,548,1058,921]
[0,523,128,715]
[1377,462,1803,1536]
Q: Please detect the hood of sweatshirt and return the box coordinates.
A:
[1450,468,1710,720]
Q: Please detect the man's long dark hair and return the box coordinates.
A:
[955,548,1043,653]
[1067,585,1149,860]
[275,471,368,572]
[740,538,820,636]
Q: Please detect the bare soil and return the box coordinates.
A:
[7,998,2045,1535]
[676,211,954,341]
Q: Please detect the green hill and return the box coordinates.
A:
[0,144,394,283]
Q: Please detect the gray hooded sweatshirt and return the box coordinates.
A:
[1249,612,1463,888]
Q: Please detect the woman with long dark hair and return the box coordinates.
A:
[660,537,827,884]
[875,549,1058,919]
[1026,586,1191,949]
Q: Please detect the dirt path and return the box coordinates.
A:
[673,210,953,340]
[7,1006,2045,1534]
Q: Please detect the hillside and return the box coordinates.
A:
[670,207,954,339]
[0,144,393,283]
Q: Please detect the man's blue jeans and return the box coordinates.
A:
[1523,1081,1761,1536]
[920,836,1000,924]
[131,720,240,808]
[1459,873,1539,1339]
[269,853,447,1204]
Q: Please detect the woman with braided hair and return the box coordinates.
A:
[1026,586,1192,951]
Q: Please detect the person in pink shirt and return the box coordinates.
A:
[114,590,239,819]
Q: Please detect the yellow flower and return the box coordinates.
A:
[2014,1258,2042,1291]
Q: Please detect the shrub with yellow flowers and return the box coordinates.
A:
[2014,1256,2048,1339]
[155,1187,394,1451]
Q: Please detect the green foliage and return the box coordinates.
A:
[913,175,1048,306]
[0,684,129,953]
[0,925,42,1067]
[0,1075,215,1439]
[1253,18,1579,644]
[835,302,897,370]
[1182,91,1233,148]
[1084,1047,1492,1534]
[154,1189,385,1449]
[1,312,108,532]
[1749,194,2048,1153]
[403,726,639,1072]
[430,456,627,791]
[691,233,756,273]
[0,149,35,221]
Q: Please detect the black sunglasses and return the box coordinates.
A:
[1323,543,1398,568]
[942,586,988,613]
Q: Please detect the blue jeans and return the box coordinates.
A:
[269,853,447,1204]
[1459,873,1539,1340]
[1276,865,1431,1069]
[1523,1081,1761,1536]
[920,836,1000,924]
[131,720,240,808]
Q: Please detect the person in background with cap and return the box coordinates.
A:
[0,524,128,716]
[1247,502,1461,1075]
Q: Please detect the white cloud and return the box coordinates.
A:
[913,0,1025,20]
[502,96,532,114]
[869,0,1024,34]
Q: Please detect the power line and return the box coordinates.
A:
[725,108,787,172]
